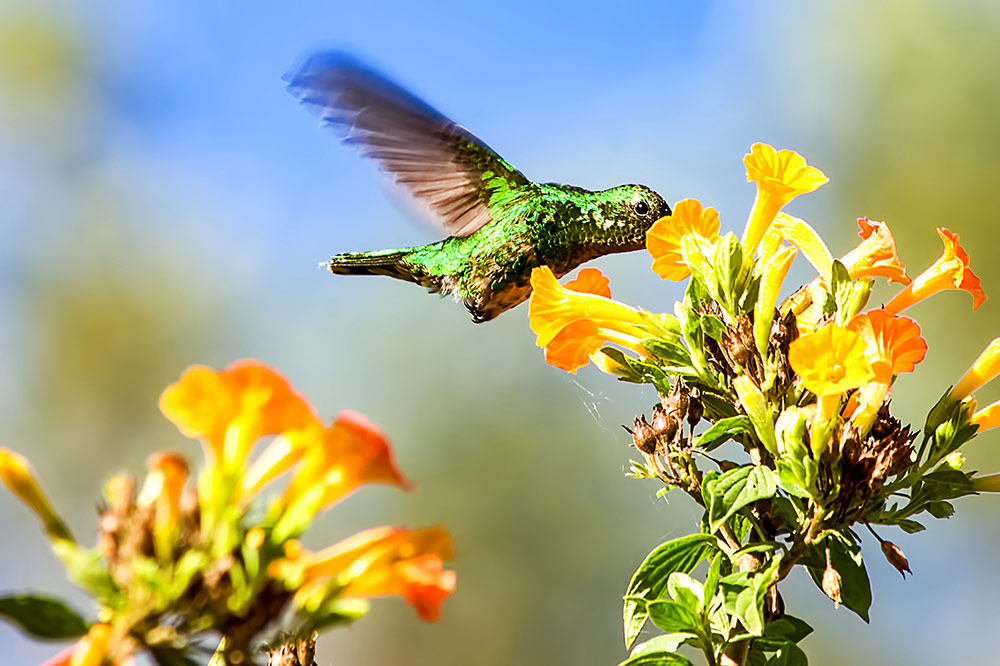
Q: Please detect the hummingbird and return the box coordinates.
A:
[286,51,671,322]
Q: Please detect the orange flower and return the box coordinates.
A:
[529,267,667,373]
[272,525,456,622]
[789,324,874,397]
[884,228,985,314]
[344,553,456,622]
[840,218,909,285]
[846,310,927,435]
[646,199,721,281]
[279,410,409,524]
[742,143,828,257]
[950,338,1000,402]
[159,360,319,467]
[0,448,71,542]
[848,310,926,383]
[971,400,1000,433]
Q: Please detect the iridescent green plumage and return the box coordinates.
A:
[286,52,670,321]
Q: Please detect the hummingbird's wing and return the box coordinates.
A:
[285,51,530,238]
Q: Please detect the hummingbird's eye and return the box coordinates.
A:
[633,199,650,216]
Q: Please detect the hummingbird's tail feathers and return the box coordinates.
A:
[326,249,444,292]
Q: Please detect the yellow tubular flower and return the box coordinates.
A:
[840,218,909,285]
[159,360,320,470]
[770,214,833,281]
[69,623,112,666]
[742,143,828,258]
[884,228,985,315]
[0,448,72,542]
[646,199,721,281]
[528,267,666,373]
[952,339,1000,402]
[754,246,797,355]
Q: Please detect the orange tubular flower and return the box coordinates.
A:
[159,360,319,468]
[528,267,664,374]
[971,401,1000,433]
[280,410,409,517]
[848,310,927,383]
[646,199,721,281]
[840,218,909,285]
[742,143,828,258]
[884,228,985,314]
[847,310,927,434]
[273,525,456,622]
[42,623,119,666]
[950,338,1000,402]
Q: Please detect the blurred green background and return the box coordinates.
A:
[2,1,1000,664]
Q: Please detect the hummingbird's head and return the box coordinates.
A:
[596,184,672,251]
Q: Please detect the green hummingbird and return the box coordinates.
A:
[286,52,671,322]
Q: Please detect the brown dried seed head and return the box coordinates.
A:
[687,387,703,427]
[651,405,679,443]
[628,416,659,454]
[881,540,912,578]
[822,548,842,608]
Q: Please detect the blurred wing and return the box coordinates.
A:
[285,51,530,237]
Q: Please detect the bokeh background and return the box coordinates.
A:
[2,1,1000,664]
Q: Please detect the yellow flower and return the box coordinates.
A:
[770,214,833,281]
[646,199,721,281]
[137,452,189,559]
[742,143,828,257]
[840,217,909,285]
[971,400,1000,433]
[789,324,874,397]
[0,448,72,542]
[754,245,797,355]
[159,360,319,469]
[884,228,985,314]
[950,338,1000,402]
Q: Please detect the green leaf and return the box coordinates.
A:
[896,519,926,534]
[643,338,695,372]
[803,533,872,622]
[647,600,703,634]
[702,554,722,613]
[922,468,975,501]
[732,555,782,637]
[600,347,671,390]
[692,416,752,452]
[0,594,89,640]
[631,633,696,657]
[667,573,704,612]
[618,651,695,666]
[705,466,778,533]
[762,614,813,644]
[926,500,954,519]
[623,534,718,648]
[758,640,809,666]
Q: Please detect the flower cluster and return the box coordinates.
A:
[1,360,455,666]
[528,143,995,665]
